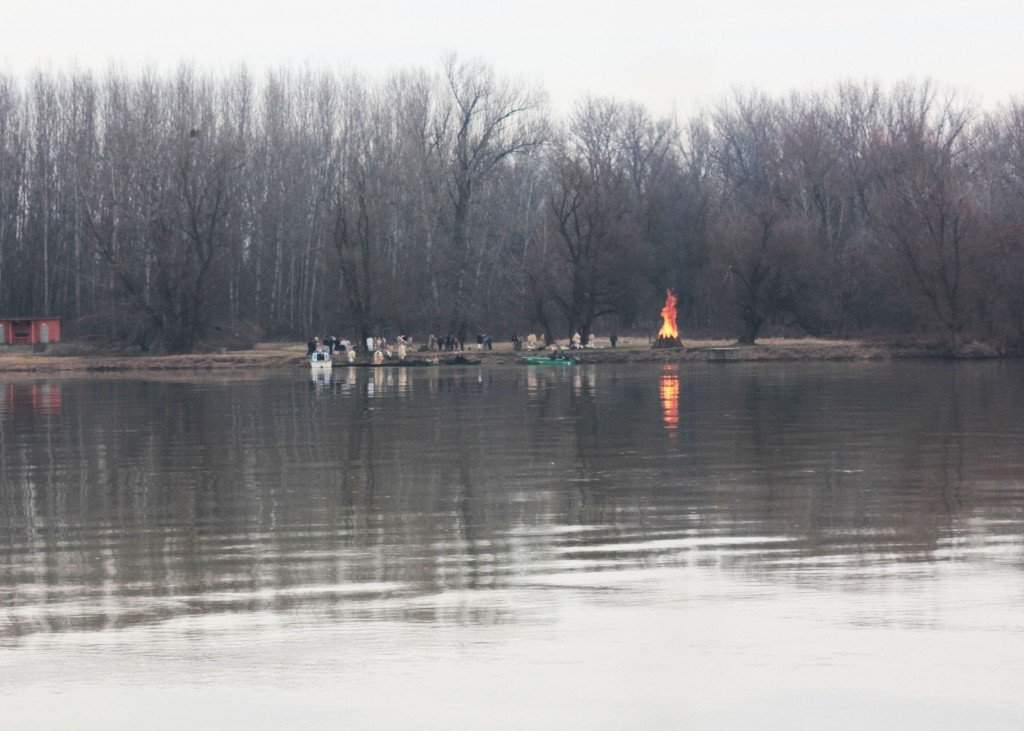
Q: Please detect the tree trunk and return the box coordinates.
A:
[738,313,763,345]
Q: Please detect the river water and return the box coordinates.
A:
[1,362,1023,729]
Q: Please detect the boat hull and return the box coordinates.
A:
[309,353,333,369]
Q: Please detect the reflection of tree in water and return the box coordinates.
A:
[576,362,1010,593]
[2,364,1024,641]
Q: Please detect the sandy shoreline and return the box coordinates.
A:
[0,337,1011,374]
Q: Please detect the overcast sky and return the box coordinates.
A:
[3,0,1022,116]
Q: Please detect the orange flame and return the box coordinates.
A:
[658,289,679,340]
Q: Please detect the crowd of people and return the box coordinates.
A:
[511,333,546,351]
[307,329,622,363]
[427,334,463,352]
[307,334,412,364]
[510,331,617,351]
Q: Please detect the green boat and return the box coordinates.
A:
[521,356,576,366]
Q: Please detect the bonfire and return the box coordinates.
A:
[653,290,683,348]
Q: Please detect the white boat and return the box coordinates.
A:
[309,350,333,370]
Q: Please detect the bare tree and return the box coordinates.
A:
[547,99,647,342]
[712,91,794,343]
[984,103,1024,343]
[2,65,1024,352]
[866,84,977,349]
[0,75,26,314]
[434,54,547,340]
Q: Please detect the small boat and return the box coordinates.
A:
[309,350,333,370]
[521,355,576,366]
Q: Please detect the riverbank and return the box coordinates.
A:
[414,337,1008,365]
[0,343,302,373]
[0,336,1011,373]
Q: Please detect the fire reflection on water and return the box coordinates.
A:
[660,366,680,432]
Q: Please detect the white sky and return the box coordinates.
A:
[3,0,1022,116]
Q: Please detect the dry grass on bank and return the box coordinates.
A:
[0,345,302,373]
[0,335,1007,373]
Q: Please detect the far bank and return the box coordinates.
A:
[0,337,1013,374]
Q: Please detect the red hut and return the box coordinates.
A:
[0,317,61,346]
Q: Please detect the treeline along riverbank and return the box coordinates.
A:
[2,60,1024,353]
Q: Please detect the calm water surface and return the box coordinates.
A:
[1,362,1023,729]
